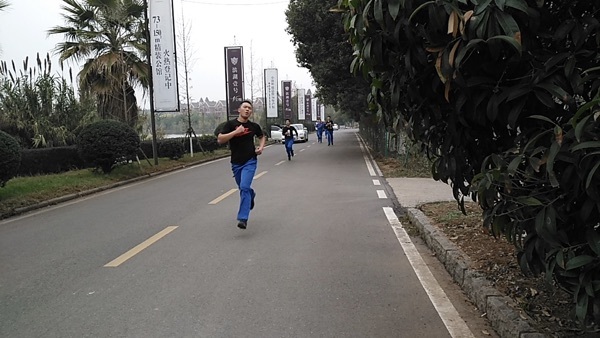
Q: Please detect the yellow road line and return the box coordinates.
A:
[209,188,238,205]
[104,226,178,267]
[208,172,267,205]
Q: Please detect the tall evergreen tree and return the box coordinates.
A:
[286,0,370,120]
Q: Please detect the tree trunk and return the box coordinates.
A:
[96,84,138,127]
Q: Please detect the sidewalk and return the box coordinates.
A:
[386,178,456,208]
[386,178,546,338]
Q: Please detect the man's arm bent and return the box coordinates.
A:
[255,135,266,155]
[217,125,244,144]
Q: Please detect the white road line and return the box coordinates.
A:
[300,149,306,152]
[104,226,178,267]
[377,190,387,199]
[275,160,286,166]
[356,134,377,176]
[357,133,383,176]
[382,207,475,338]
[373,179,381,186]
[208,189,238,205]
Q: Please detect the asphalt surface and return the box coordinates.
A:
[0,129,501,337]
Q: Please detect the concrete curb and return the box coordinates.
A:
[406,208,547,338]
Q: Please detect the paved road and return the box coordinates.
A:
[0,129,493,337]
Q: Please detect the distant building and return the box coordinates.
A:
[180,97,265,116]
[253,97,265,112]
[180,98,226,116]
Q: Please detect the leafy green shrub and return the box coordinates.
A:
[0,130,21,187]
[198,135,219,152]
[159,139,184,160]
[474,99,600,323]
[77,120,140,173]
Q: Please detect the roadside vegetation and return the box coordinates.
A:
[375,154,587,336]
[0,149,230,219]
[330,0,600,327]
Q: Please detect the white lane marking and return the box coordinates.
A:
[209,189,238,205]
[357,133,383,176]
[300,149,306,152]
[377,190,387,199]
[373,179,381,186]
[104,226,178,267]
[382,207,475,338]
[356,134,377,176]
[275,160,286,166]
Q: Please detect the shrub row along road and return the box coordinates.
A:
[0,129,494,337]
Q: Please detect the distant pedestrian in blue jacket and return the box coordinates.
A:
[316,117,325,143]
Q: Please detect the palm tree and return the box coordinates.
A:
[0,1,9,55]
[48,0,148,127]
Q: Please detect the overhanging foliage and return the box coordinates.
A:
[286,0,371,119]
[337,0,600,324]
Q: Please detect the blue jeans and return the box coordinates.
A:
[231,158,257,221]
[317,129,323,142]
[326,130,333,145]
[284,138,294,157]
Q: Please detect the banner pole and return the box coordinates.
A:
[224,47,231,121]
[143,0,159,165]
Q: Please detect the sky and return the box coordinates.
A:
[0,0,315,107]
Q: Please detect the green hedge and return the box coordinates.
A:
[18,146,87,176]
[0,130,21,187]
[140,135,223,158]
[159,139,185,160]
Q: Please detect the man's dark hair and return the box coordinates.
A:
[239,100,253,107]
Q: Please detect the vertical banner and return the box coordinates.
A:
[282,80,292,120]
[264,68,278,118]
[316,100,322,120]
[224,46,244,119]
[149,0,179,112]
[311,97,318,121]
[304,90,312,121]
[297,89,305,121]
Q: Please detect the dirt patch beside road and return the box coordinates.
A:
[419,201,586,337]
